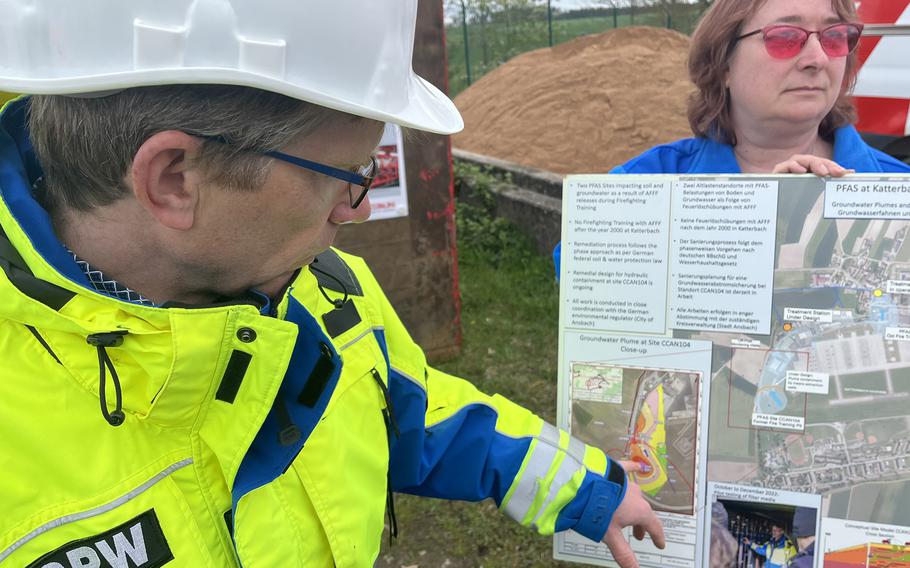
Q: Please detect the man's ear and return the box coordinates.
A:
[129,131,204,231]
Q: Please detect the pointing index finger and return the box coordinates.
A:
[619,460,651,475]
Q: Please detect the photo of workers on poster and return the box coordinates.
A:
[706,482,820,568]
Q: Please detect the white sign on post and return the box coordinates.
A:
[366,123,409,221]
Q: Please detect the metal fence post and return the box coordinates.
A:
[547,0,553,46]
[460,0,472,85]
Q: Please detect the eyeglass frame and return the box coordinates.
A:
[197,134,377,209]
[735,22,864,59]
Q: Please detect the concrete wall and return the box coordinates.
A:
[454,148,564,257]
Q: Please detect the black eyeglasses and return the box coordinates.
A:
[199,135,377,209]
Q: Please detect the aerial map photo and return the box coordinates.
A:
[690,186,910,527]
[570,364,701,515]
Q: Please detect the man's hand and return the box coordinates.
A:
[743,537,752,546]
[772,155,854,176]
[601,461,666,568]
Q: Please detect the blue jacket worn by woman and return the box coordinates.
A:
[611,125,910,175]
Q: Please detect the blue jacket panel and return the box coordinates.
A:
[612,125,910,175]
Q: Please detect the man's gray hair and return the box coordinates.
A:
[28,85,356,213]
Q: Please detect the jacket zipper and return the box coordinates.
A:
[370,368,399,541]
[25,324,62,364]
[371,368,399,438]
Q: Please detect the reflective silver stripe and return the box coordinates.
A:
[339,327,375,351]
[540,423,560,445]
[531,432,588,528]
[0,458,193,562]
[532,453,584,528]
[503,423,562,523]
[567,437,587,463]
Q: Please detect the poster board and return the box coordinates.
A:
[554,174,910,567]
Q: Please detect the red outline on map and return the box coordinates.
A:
[727,347,810,432]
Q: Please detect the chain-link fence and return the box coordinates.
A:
[445,0,712,97]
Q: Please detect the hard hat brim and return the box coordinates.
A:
[1,69,464,135]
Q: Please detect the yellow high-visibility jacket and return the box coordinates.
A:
[0,97,626,567]
[750,537,797,568]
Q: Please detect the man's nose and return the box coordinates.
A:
[351,193,372,223]
[331,191,372,225]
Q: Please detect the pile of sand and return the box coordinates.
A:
[452,26,695,174]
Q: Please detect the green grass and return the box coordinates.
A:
[804,218,835,267]
[847,481,910,525]
[841,370,889,397]
[827,489,850,518]
[861,417,908,445]
[378,167,576,567]
[874,237,894,262]
[707,371,758,462]
[840,291,860,310]
[897,235,910,262]
[870,221,890,261]
[777,187,822,246]
[774,270,811,289]
[842,219,870,256]
[807,394,910,424]
[445,7,707,97]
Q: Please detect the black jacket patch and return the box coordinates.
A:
[27,509,173,568]
[322,298,362,338]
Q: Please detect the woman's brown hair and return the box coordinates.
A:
[687,0,860,145]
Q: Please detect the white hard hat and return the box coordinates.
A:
[0,0,463,134]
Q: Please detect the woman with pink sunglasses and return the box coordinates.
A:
[610,0,910,176]
[554,0,907,274]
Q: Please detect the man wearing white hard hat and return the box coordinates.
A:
[0,1,664,566]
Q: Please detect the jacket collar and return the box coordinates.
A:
[0,96,296,434]
[832,124,885,172]
[0,97,99,290]
[689,136,742,174]
[689,125,880,174]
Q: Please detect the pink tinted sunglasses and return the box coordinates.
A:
[736,22,864,59]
